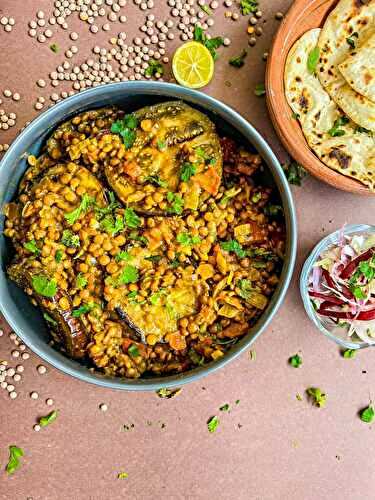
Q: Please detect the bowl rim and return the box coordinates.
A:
[300,223,375,350]
[265,0,375,197]
[0,81,297,391]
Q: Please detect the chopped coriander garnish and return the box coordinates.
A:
[145,254,162,263]
[282,161,307,186]
[72,303,96,317]
[176,232,201,246]
[76,273,88,289]
[251,192,262,203]
[307,46,320,74]
[239,0,258,15]
[219,403,230,412]
[145,175,168,188]
[207,415,219,433]
[156,139,166,151]
[6,445,24,475]
[328,116,349,137]
[117,265,139,285]
[220,239,246,258]
[180,162,197,182]
[49,43,59,53]
[32,275,57,298]
[156,388,182,398]
[292,112,300,120]
[23,239,40,255]
[199,4,212,15]
[166,192,184,215]
[149,289,166,305]
[343,349,356,359]
[100,214,124,236]
[111,114,138,149]
[55,250,63,263]
[360,404,374,423]
[193,25,224,61]
[229,49,247,68]
[115,251,132,262]
[64,193,95,225]
[128,231,148,246]
[128,344,140,357]
[145,59,164,77]
[306,387,326,407]
[254,83,266,97]
[289,353,302,368]
[61,229,80,248]
[124,207,141,229]
[43,312,57,327]
[117,472,129,480]
[39,410,58,427]
[346,32,358,49]
[235,399,240,405]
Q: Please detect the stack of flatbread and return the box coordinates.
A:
[284,0,375,190]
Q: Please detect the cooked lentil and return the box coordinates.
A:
[4,104,285,379]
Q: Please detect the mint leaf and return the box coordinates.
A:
[229,49,247,68]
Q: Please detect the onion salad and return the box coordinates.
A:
[308,232,375,344]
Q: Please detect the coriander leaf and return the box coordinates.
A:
[306,387,326,408]
[124,207,141,229]
[239,0,258,15]
[180,162,197,182]
[346,32,358,49]
[100,214,124,236]
[360,404,374,423]
[145,175,168,188]
[328,116,349,137]
[128,344,140,357]
[6,445,24,475]
[23,240,40,255]
[254,83,266,97]
[32,275,57,298]
[118,472,128,479]
[156,139,166,151]
[229,49,247,68]
[207,415,219,433]
[282,161,307,186]
[43,312,57,327]
[204,37,224,60]
[39,409,58,427]
[307,46,320,74]
[219,403,230,412]
[117,265,139,285]
[72,303,96,317]
[115,251,132,262]
[156,387,182,398]
[145,59,164,77]
[123,114,138,129]
[128,231,148,246]
[166,192,184,215]
[121,129,136,149]
[199,4,212,15]
[264,204,283,217]
[61,229,80,248]
[55,250,63,263]
[220,239,246,258]
[176,232,201,246]
[289,353,302,368]
[50,43,59,53]
[76,273,88,289]
[64,193,95,225]
[343,349,356,359]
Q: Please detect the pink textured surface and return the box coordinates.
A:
[1,1,375,499]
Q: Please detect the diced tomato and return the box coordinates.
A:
[192,166,221,195]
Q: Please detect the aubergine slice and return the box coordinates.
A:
[106,262,200,344]
[46,107,121,161]
[8,263,88,359]
[105,101,223,213]
[18,154,57,196]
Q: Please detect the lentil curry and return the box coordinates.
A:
[3,103,285,379]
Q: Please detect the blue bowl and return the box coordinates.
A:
[0,82,297,390]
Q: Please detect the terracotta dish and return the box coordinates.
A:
[266,0,375,197]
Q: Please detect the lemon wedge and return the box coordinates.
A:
[172,41,214,89]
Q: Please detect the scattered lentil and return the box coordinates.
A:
[30,391,39,399]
